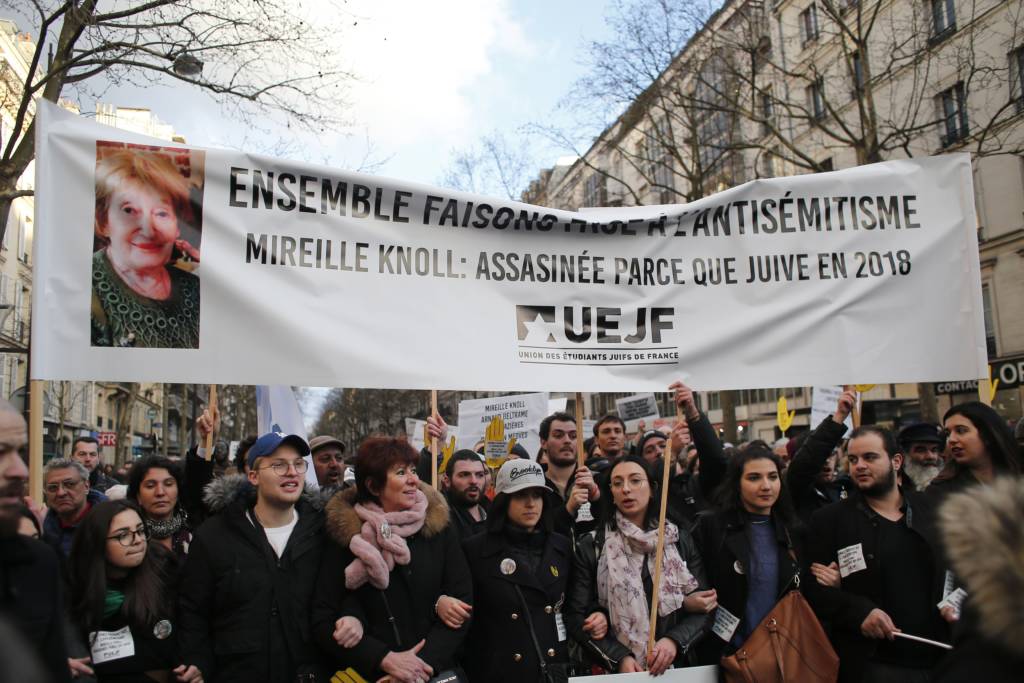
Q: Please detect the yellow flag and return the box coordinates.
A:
[438,436,457,477]
[854,384,876,393]
[988,365,1000,404]
[776,396,795,435]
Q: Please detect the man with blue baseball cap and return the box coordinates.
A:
[178,431,328,682]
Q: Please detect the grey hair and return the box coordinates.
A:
[43,458,89,482]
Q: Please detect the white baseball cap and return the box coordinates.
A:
[494,459,552,496]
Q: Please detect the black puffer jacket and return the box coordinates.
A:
[177,478,327,682]
[462,528,573,682]
[312,483,472,680]
[565,522,708,671]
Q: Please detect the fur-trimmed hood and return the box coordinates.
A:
[202,472,335,514]
[325,481,449,547]
[939,477,1024,656]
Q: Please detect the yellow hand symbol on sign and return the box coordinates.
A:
[506,436,518,455]
[776,396,795,435]
[438,436,457,477]
[854,384,876,393]
[485,416,506,443]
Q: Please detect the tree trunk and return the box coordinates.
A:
[917,382,939,423]
[115,383,137,466]
[720,389,738,444]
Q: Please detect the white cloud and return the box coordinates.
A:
[339,0,532,146]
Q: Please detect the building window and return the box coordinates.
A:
[800,4,820,46]
[16,215,28,263]
[937,81,968,147]
[818,157,834,172]
[583,173,606,207]
[931,0,956,40]
[759,88,775,136]
[982,283,997,358]
[807,78,826,121]
[1011,46,1024,113]
[851,51,865,96]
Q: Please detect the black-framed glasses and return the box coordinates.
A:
[44,478,84,494]
[259,459,309,476]
[108,526,148,547]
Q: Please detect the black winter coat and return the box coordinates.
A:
[311,484,471,680]
[806,491,950,683]
[0,535,70,683]
[565,523,709,671]
[787,417,855,525]
[692,508,809,665]
[81,604,180,683]
[177,496,326,682]
[462,529,573,682]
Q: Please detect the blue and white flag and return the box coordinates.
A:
[256,385,318,488]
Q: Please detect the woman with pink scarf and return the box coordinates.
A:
[312,438,472,683]
[566,455,712,675]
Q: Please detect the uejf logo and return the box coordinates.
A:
[514,305,680,367]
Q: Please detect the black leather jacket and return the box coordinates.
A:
[565,522,709,671]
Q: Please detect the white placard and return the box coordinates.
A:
[938,587,968,613]
[90,626,135,665]
[457,392,549,459]
[571,666,719,682]
[615,393,660,432]
[33,102,988,391]
[838,542,868,577]
[711,605,741,641]
[811,386,853,436]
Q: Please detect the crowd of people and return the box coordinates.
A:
[2,383,1023,683]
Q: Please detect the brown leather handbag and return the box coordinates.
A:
[720,590,838,683]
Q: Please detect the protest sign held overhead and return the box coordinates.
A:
[615,393,660,432]
[457,392,549,459]
[33,101,987,391]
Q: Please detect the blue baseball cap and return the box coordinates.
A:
[247,432,310,469]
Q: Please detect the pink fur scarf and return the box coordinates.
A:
[344,489,428,590]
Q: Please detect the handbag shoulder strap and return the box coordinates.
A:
[380,591,403,648]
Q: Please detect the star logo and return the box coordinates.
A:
[521,313,560,344]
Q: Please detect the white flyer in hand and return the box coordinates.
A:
[90,625,135,664]
[712,606,740,642]
[837,543,867,577]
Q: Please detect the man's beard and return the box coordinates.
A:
[859,465,897,498]
[449,487,480,508]
[903,460,941,489]
[547,449,576,468]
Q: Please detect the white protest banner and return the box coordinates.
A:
[615,392,660,432]
[811,385,853,436]
[457,392,549,458]
[255,385,318,488]
[571,666,718,683]
[33,102,987,391]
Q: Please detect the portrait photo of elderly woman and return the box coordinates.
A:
[91,144,204,349]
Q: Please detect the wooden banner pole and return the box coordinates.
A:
[204,385,217,460]
[430,390,439,489]
[28,379,44,506]
[844,385,862,428]
[647,401,683,659]
[574,392,585,469]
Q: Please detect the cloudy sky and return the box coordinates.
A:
[12,0,615,189]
